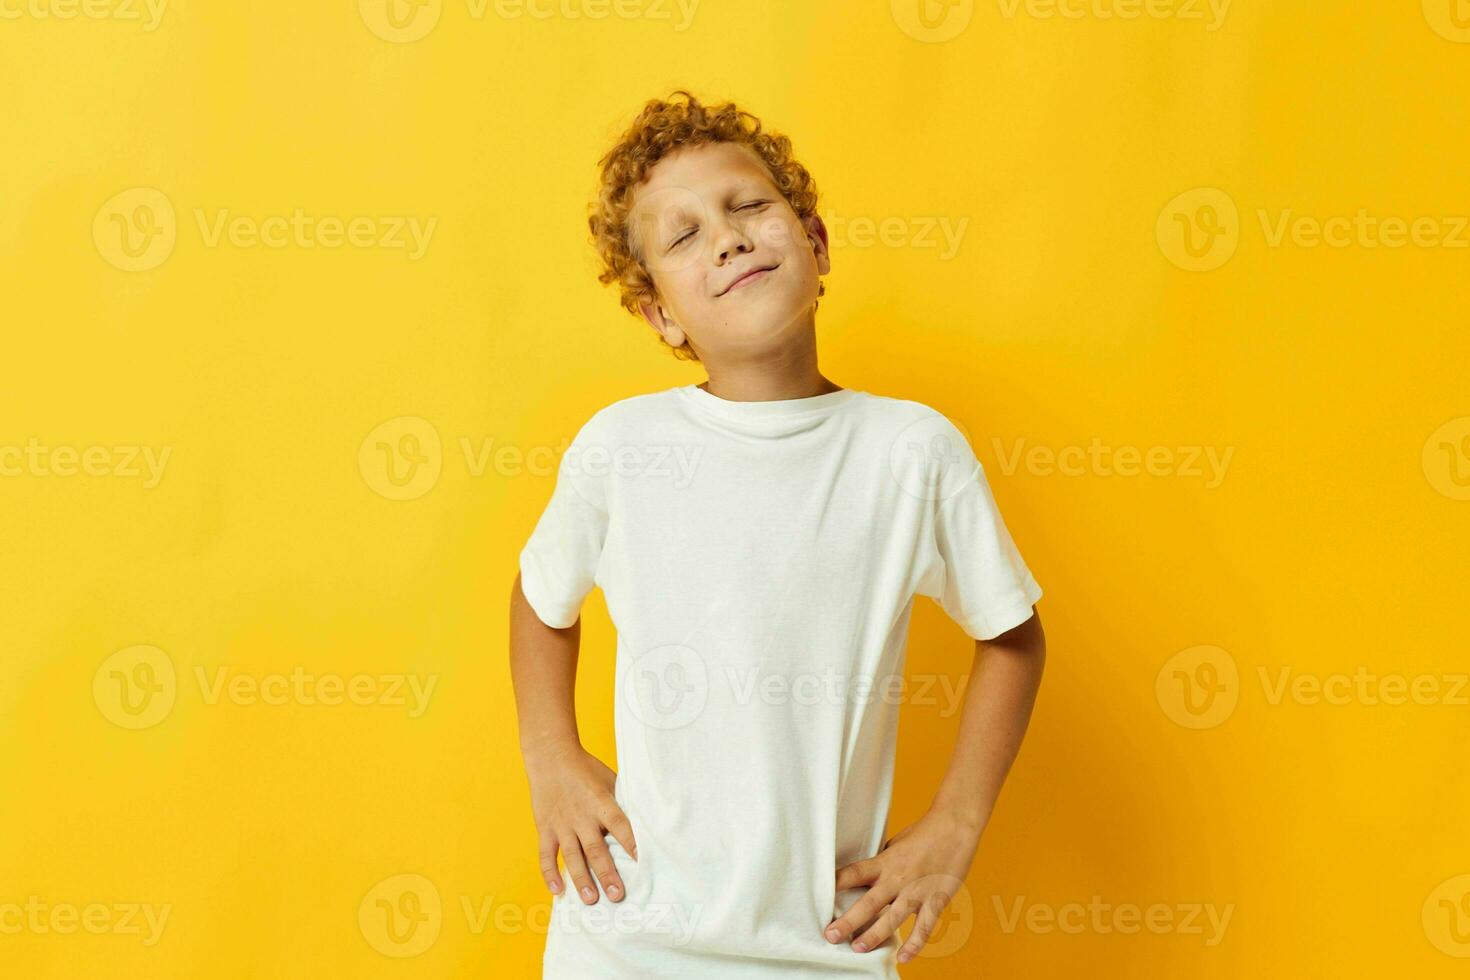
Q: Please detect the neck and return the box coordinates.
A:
[696,323,839,402]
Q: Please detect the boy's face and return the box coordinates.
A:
[628,141,830,360]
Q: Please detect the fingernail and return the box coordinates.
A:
[825,927,840,943]
[549,880,562,894]
[853,941,868,952]
[608,883,622,898]
[898,950,912,963]
[581,887,596,901]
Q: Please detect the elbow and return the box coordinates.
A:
[979,606,1046,664]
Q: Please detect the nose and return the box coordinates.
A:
[712,217,754,263]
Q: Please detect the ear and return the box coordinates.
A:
[804,213,832,276]
[639,297,687,350]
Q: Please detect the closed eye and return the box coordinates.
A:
[668,202,770,250]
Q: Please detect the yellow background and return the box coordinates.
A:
[2,0,1467,976]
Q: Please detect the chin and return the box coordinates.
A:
[740,286,804,313]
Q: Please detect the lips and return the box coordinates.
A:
[720,264,777,296]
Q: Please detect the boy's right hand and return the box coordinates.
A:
[525,742,638,905]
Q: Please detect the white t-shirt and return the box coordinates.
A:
[520,383,1043,978]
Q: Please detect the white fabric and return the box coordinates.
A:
[520,383,1043,978]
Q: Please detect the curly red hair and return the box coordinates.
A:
[587,90,825,362]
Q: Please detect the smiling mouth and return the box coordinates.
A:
[720,265,778,296]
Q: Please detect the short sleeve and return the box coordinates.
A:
[517,415,610,629]
[915,418,1043,641]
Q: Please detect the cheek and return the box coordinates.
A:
[644,234,706,284]
[754,215,803,253]
[661,268,711,315]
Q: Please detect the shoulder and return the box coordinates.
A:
[851,390,975,448]
[854,390,951,422]
[595,386,681,420]
[565,386,685,444]
[852,391,986,501]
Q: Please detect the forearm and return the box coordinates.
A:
[929,610,1046,835]
[510,572,584,765]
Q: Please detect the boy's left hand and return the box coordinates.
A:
[824,807,982,964]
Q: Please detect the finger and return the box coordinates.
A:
[834,857,881,893]
[897,892,947,964]
[825,880,894,944]
[538,830,564,895]
[578,827,626,902]
[852,902,889,938]
[561,834,600,905]
[852,891,920,953]
[604,810,638,862]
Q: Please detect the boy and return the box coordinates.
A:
[511,90,1046,978]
